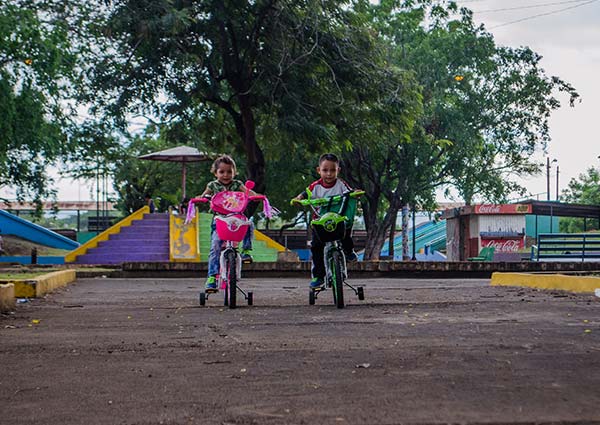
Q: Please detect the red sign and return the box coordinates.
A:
[474,204,532,215]
[481,238,524,253]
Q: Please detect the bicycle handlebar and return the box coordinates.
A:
[189,196,211,204]
[291,190,364,207]
[190,194,265,204]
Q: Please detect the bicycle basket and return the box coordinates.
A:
[211,191,249,215]
[312,212,347,243]
[215,214,250,242]
[319,195,358,223]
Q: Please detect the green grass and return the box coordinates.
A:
[0,267,116,280]
[0,272,50,280]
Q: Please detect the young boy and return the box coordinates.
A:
[200,155,256,290]
[292,153,358,289]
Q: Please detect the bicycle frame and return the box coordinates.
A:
[188,180,274,308]
[323,240,347,288]
[293,190,365,308]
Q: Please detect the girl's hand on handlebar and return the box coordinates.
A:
[190,196,211,204]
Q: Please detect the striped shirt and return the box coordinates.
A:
[206,179,245,194]
[300,178,353,200]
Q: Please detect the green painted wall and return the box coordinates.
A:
[526,215,561,237]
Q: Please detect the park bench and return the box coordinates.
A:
[467,246,495,262]
[530,233,600,261]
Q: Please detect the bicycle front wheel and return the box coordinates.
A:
[226,250,237,309]
[331,250,344,309]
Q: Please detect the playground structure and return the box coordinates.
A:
[0,205,284,265]
[378,219,447,261]
[65,208,284,265]
[0,209,79,264]
[3,199,600,265]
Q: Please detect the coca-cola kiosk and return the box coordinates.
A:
[442,204,532,261]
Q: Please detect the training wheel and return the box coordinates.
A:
[247,291,253,306]
[357,286,365,301]
[309,290,316,305]
[199,292,206,306]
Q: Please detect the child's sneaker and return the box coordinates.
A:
[241,249,253,264]
[205,276,217,291]
[310,277,324,289]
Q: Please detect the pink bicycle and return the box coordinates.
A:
[188,181,274,309]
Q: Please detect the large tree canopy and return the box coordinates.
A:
[83,0,392,194]
[559,167,600,233]
[2,0,580,261]
[0,0,85,203]
[336,1,579,259]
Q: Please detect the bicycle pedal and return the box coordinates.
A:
[242,258,253,264]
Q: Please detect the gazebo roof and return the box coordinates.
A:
[138,146,212,163]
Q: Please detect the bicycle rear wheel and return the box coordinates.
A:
[331,250,344,309]
[226,250,237,309]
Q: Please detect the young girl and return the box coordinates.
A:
[200,155,257,290]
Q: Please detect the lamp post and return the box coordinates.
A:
[556,164,560,201]
[546,157,557,201]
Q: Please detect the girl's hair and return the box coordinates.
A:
[319,153,339,165]
[211,155,237,174]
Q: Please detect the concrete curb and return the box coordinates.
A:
[120,260,600,279]
[9,270,77,298]
[491,272,600,293]
[0,283,15,312]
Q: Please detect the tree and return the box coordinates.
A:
[338,1,578,259]
[82,0,387,196]
[0,0,84,204]
[559,167,600,233]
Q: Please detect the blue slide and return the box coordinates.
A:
[0,210,79,263]
[361,219,447,261]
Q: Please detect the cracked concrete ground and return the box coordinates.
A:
[1,276,599,425]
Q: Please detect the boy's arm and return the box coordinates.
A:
[290,190,308,205]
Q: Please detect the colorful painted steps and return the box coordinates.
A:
[74,213,170,264]
[70,211,281,264]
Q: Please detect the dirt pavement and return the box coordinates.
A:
[1,276,599,425]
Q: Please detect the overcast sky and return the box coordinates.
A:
[462,0,600,201]
[4,0,600,203]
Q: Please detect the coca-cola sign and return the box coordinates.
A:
[474,204,532,215]
[481,238,524,253]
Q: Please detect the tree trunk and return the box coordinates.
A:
[237,94,266,194]
[402,205,409,260]
[362,200,399,261]
[363,221,388,260]
[388,209,398,259]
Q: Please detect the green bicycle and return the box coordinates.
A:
[294,191,365,308]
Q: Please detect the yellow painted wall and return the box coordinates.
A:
[6,270,77,298]
[169,214,200,262]
[491,272,600,294]
[254,230,285,252]
[0,283,15,312]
